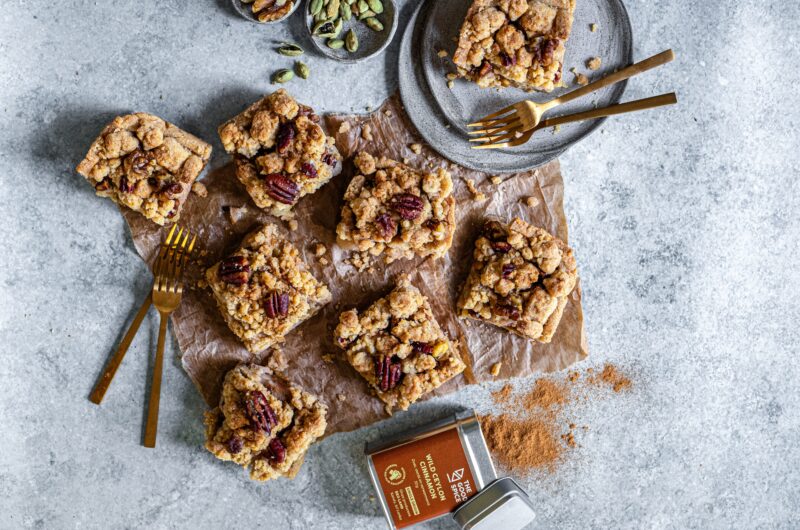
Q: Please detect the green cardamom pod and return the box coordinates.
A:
[272,69,294,83]
[309,0,324,15]
[345,28,359,52]
[296,61,310,79]
[358,0,369,13]
[327,38,345,50]
[326,0,340,19]
[339,2,352,21]
[313,20,335,35]
[364,17,384,31]
[357,9,375,20]
[333,18,343,36]
[277,43,304,56]
[367,0,383,14]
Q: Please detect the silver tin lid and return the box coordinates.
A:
[452,478,536,530]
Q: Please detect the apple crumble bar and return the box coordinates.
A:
[457,218,578,342]
[204,363,327,481]
[76,113,211,225]
[206,224,332,353]
[453,0,576,92]
[334,276,466,412]
[335,152,456,264]
[218,90,341,218]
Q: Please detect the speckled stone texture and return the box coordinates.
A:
[1,1,799,528]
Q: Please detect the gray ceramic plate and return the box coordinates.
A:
[306,0,398,63]
[398,0,633,173]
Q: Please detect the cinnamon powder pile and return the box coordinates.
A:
[481,363,632,474]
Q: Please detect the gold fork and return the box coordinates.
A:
[470,92,678,149]
[467,49,676,140]
[143,226,196,448]
[90,225,183,405]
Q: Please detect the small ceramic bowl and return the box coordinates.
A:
[231,0,301,24]
[306,0,398,63]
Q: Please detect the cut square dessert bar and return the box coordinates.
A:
[206,224,332,353]
[204,363,327,481]
[76,113,212,225]
[457,218,578,342]
[453,0,576,92]
[335,152,456,264]
[334,276,466,412]
[218,89,341,218]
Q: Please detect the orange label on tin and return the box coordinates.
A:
[372,428,477,528]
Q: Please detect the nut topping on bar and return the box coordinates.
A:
[453,0,576,92]
[76,113,212,225]
[204,363,327,481]
[218,90,341,219]
[334,276,466,412]
[457,217,578,343]
[336,152,456,264]
[206,224,331,353]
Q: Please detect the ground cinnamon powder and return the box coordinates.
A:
[481,363,631,475]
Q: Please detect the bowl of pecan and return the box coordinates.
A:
[231,0,300,24]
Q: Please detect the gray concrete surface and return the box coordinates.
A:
[1,0,799,528]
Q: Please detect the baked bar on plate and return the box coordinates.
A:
[457,218,578,342]
[76,113,212,225]
[335,152,456,264]
[453,0,576,92]
[334,276,466,413]
[204,363,327,481]
[218,89,341,219]
[206,224,332,353]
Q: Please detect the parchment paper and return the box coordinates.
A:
[123,95,587,436]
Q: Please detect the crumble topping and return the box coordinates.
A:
[218,89,341,219]
[335,152,456,264]
[204,363,327,481]
[76,113,211,225]
[334,276,466,412]
[206,224,332,353]
[453,0,576,92]
[457,217,578,343]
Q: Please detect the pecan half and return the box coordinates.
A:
[389,193,424,220]
[244,390,278,434]
[262,173,299,204]
[297,105,320,123]
[482,220,506,241]
[265,292,290,318]
[374,213,397,239]
[218,255,251,285]
[300,162,318,178]
[227,436,244,454]
[119,175,133,193]
[502,263,516,278]
[493,301,520,321]
[161,182,183,197]
[128,149,155,176]
[94,178,112,192]
[375,356,403,392]
[535,39,559,65]
[477,60,493,77]
[499,52,516,68]
[411,342,433,355]
[276,122,296,154]
[491,241,512,253]
[267,438,286,464]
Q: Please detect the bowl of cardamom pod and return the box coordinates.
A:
[232,0,301,24]
[306,0,397,63]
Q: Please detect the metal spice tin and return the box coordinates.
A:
[365,409,497,529]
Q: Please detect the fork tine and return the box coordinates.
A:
[467,118,522,137]
[471,129,526,149]
[175,232,197,295]
[171,231,193,293]
[467,103,518,127]
[469,125,523,144]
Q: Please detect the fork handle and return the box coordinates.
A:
[544,49,675,111]
[541,92,678,128]
[143,311,168,448]
[89,293,152,405]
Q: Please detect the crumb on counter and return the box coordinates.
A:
[587,57,602,71]
[552,124,561,134]
[438,49,448,58]
[338,121,352,134]
[574,72,589,86]
[313,243,327,257]
[384,109,393,118]
[590,23,598,32]
[490,176,502,185]
[288,219,298,231]
[447,80,455,89]
[361,123,373,141]
[410,143,423,154]
[525,196,540,208]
